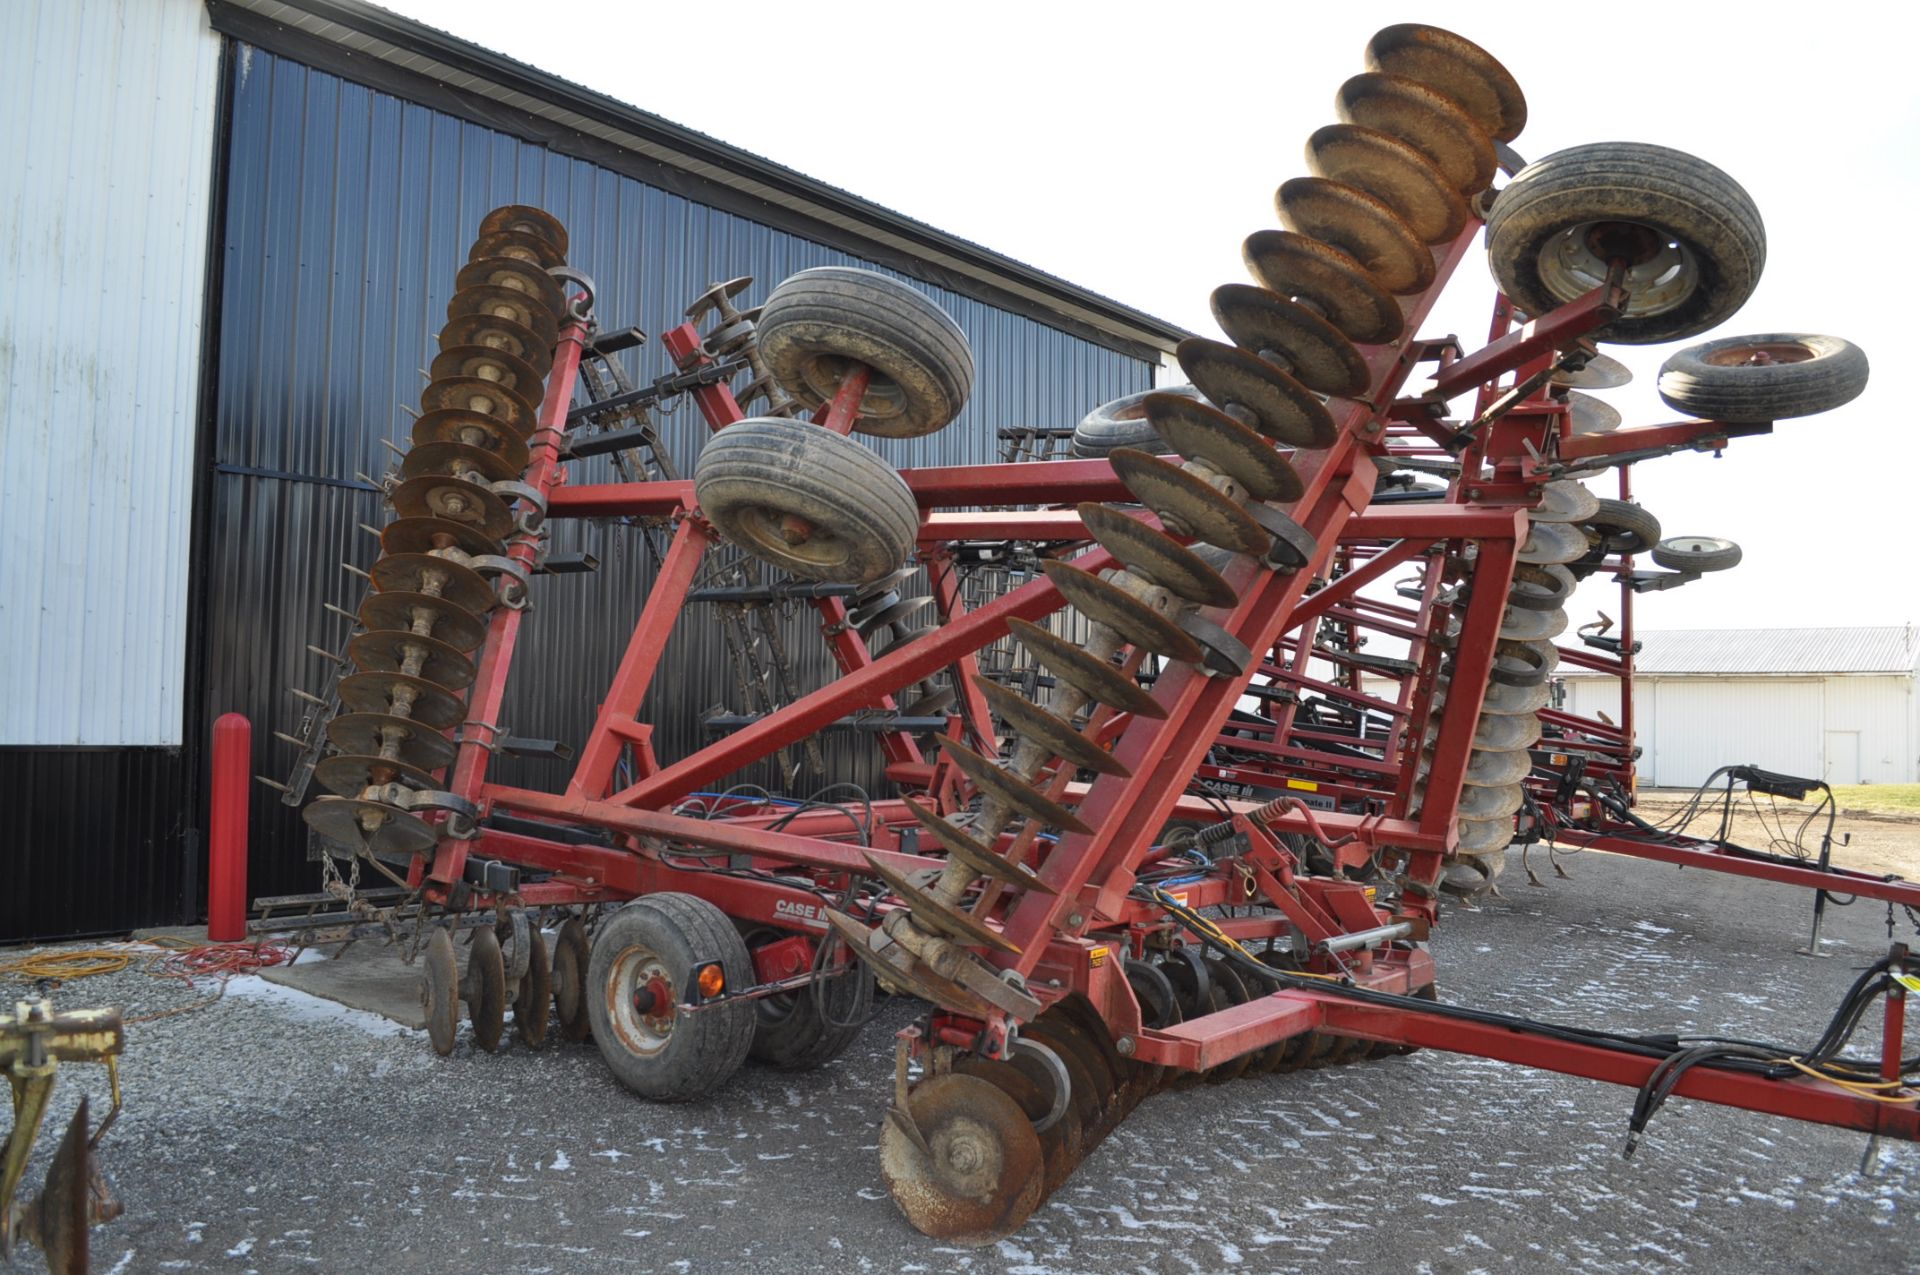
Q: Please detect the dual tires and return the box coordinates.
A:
[586,893,873,1101]
[695,268,974,584]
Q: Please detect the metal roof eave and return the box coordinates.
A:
[204,0,1192,360]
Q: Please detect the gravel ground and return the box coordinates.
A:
[5,850,1918,1274]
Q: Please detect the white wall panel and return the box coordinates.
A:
[0,0,221,744]
[1823,676,1916,785]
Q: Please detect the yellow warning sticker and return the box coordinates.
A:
[1286,779,1319,793]
[1088,946,1109,969]
[1894,973,1920,995]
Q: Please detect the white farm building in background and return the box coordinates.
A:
[1558,626,1920,788]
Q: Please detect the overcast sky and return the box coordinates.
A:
[383,0,1916,633]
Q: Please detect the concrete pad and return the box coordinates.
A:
[260,941,426,1029]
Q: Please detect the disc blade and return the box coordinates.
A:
[1176,337,1336,447]
[347,628,477,691]
[1039,561,1204,665]
[938,739,1092,835]
[1305,123,1468,245]
[476,204,568,255]
[1208,283,1370,398]
[862,853,1020,955]
[1107,449,1267,555]
[1005,619,1165,720]
[419,375,540,434]
[974,676,1131,778]
[878,1073,1045,1246]
[439,312,554,380]
[1077,503,1237,607]
[358,591,487,652]
[902,798,1057,894]
[1335,72,1497,194]
[390,475,515,541]
[1275,177,1434,295]
[1144,391,1304,502]
[338,670,469,730]
[1243,230,1403,345]
[325,712,457,771]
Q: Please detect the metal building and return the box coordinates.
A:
[0,0,1183,941]
[1559,626,1920,788]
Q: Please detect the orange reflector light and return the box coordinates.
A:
[695,961,726,1001]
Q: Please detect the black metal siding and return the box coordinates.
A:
[175,48,1147,922]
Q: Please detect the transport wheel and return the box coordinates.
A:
[1486,142,1765,344]
[587,893,755,1101]
[466,925,507,1054]
[755,266,975,437]
[1651,535,1743,574]
[552,917,593,1043]
[694,416,918,585]
[511,918,553,1048]
[1656,332,1868,422]
[879,1072,1044,1246]
[421,927,459,1057]
[1070,385,1203,458]
[1584,498,1661,556]
[747,942,875,1071]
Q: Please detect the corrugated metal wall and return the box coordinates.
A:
[0,0,223,744]
[208,48,1152,905]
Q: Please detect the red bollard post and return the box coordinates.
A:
[208,712,252,942]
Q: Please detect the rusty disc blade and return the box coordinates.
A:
[862,853,1021,954]
[1208,285,1369,398]
[1458,780,1526,819]
[1457,813,1517,854]
[1107,449,1267,556]
[1462,747,1533,787]
[551,917,593,1043]
[454,256,565,317]
[438,312,553,380]
[371,551,497,616]
[1040,560,1204,665]
[1365,23,1527,143]
[401,440,524,486]
[938,739,1092,835]
[1275,177,1434,295]
[391,474,515,542]
[879,1072,1045,1246]
[467,228,566,270]
[1020,1018,1115,1144]
[1335,72,1497,194]
[974,676,1131,778]
[18,1097,95,1275]
[447,284,560,348]
[312,752,440,796]
[411,409,533,472]
[1144,393,1303,503]
[1243,230,1404,346]
[477,204,568,255]
[359,590,487,652]
[303,795,439,856]
[467,923,507,1053]
[902,798,1057,894]
[1077,504,1236,608]
[1479,678,1552,716]
[419,375,540,433]
[1306,123,1468,245]
[380,514,506,559]
[423,927,460,1055]
[429,344,546,405]
[1177,337,1335,447]
[1005,618,1165,720]
[326,711,456,771]
[338,670,469,730]
[1472,710,1541,752]
[824,910,994,1016]
[348,627,478,692]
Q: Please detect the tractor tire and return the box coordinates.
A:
[756,266,974,437]
[694,417,918,585]
[1486,142,1765,344]
[1651,535,1743,574]
[1070,385,1203,458]
[1656,333,1868,423]
[748,950,875,1071]
[1584,498,1661,556]
[587,893,756,1101]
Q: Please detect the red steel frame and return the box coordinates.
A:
[387,231,1916,1148]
